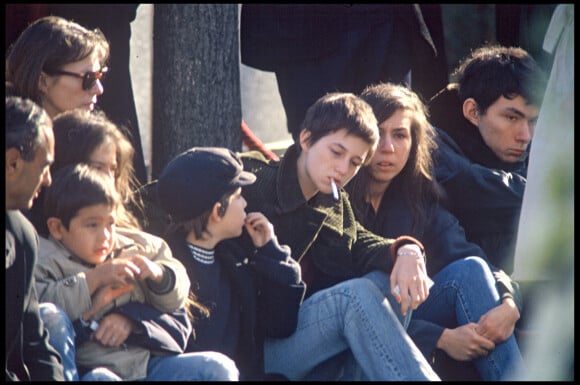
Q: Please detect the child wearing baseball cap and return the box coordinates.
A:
[156,147,306,381]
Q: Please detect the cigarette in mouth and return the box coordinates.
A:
[330,179,339,201]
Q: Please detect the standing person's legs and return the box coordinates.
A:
[413,256,525,380]
[144,351,239,381]
[264,270,439,381]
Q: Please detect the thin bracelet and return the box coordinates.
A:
[397,250,420,257]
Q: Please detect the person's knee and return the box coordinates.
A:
[445,256,492,281]
[340,276,381,298]
[39,302,73,335]
[39,302,61,319]
[462,256,493,278]
[203,352,240,381]
[81,367,122,381]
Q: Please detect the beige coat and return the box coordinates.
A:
[35,227,190,380]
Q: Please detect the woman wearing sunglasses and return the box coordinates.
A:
[6,15,109,118]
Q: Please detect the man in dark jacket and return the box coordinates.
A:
[428,46,547,379]
[429,44,548,275]
[5,96,65,381]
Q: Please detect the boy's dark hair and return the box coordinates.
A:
[6,96,52,161]
[44,163,119,230]
[167,188,236,241]
[299,92,379,165]
[452,44,548,114]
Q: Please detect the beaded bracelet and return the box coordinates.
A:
[397,249,421,258]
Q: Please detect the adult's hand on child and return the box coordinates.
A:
[390,244,430,316]
[437,323,496,361]
[83,283,134,320]
[245,212,274,248]
[93,312,135,348]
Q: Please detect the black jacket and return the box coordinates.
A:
[346,177,522,359]
[430,86,528,274]
[241,4,448,138]
[167,235,305,380]
[74,303,192,356]
[5,210,64,381]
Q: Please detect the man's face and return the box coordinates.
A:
[5,125,54,210]
[473,95,540,163]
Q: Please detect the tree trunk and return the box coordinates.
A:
[152,4,241,179]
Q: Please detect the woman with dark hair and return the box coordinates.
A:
[346,82,524,380]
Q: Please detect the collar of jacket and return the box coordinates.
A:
[453,117,527,173]
[276,144,309,213]
[276,144,345,236]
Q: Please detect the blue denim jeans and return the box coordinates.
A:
[412,256,525,380]
[39,303,239,381]
[78,352,239,381]
[263,270,440,381]
[39,303,79,381]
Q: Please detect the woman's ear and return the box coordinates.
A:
[298,129,311,151]
[46,217,64,240]
[462,98,480,126]
[38,72,50,94]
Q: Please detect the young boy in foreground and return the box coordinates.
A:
[35,163,238,381]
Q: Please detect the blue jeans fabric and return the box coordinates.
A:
[81,352,240,381]
[78,351,239,381]
[263,270,440,381]
[144,352,239,381]
[39,303,239,381]
[39,303,79,381]
[412,256,525,380]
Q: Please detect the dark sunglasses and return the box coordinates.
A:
[47,67,108,91]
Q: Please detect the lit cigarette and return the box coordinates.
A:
[330,179,339,201]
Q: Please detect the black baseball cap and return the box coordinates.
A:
[157,147,256,222]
